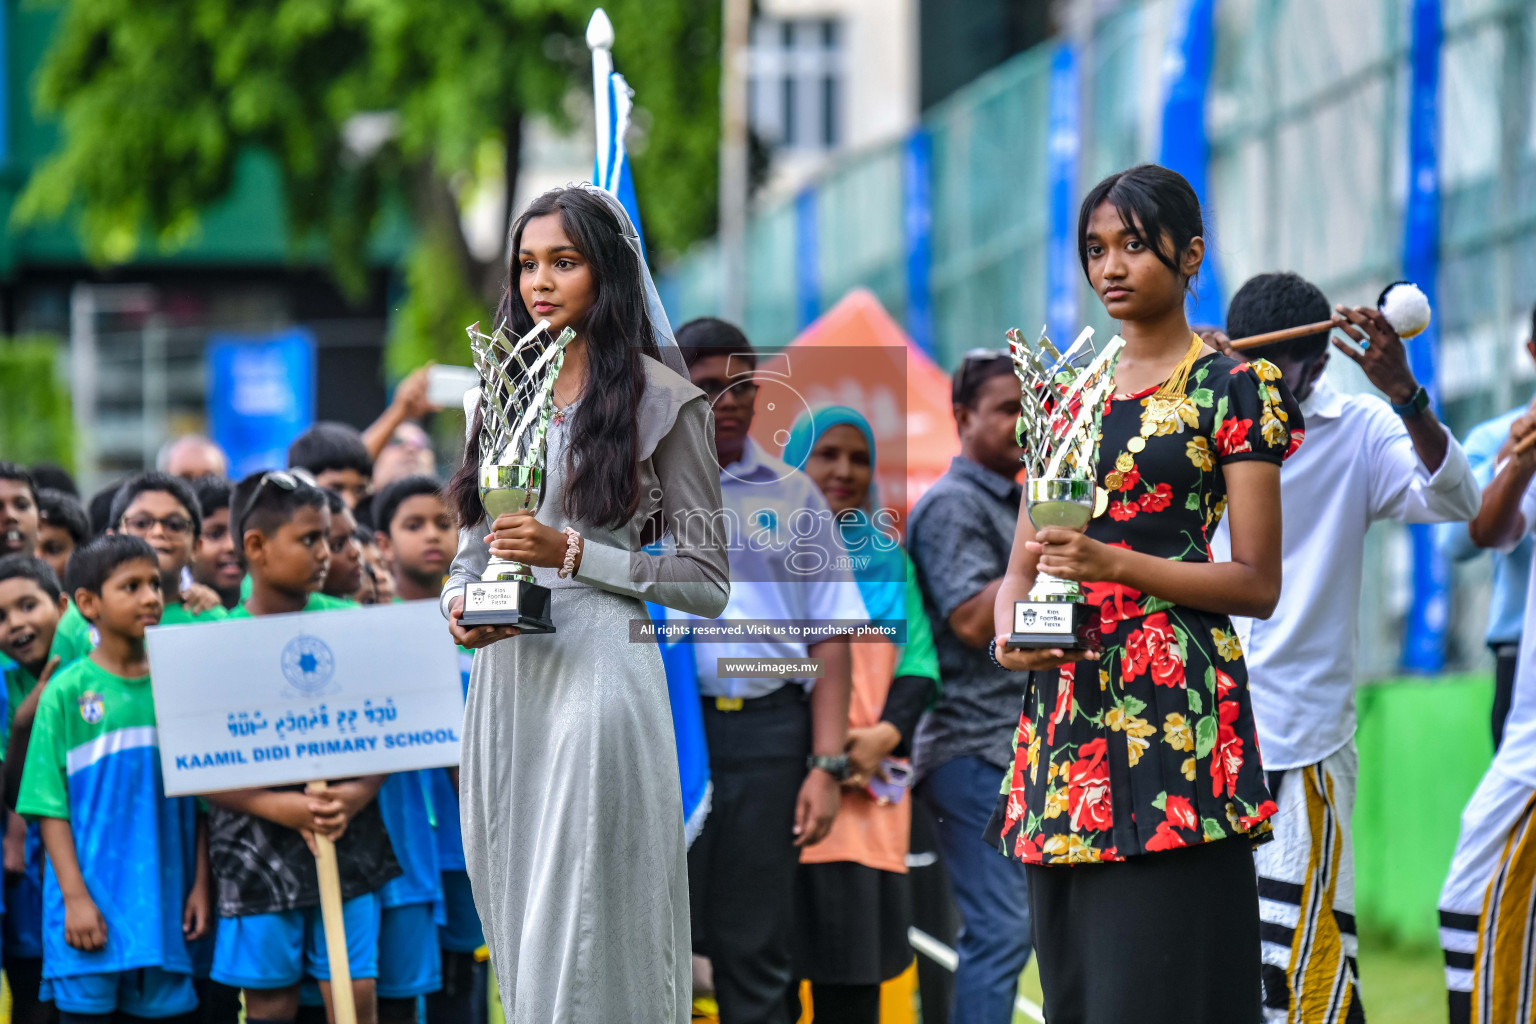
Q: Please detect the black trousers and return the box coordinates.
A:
[1493,644,1519,749]
[1026,838,1262,1024]
[688,697,811,1024]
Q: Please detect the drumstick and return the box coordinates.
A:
[1229,319,1339,351]
[1514,430,1536,457]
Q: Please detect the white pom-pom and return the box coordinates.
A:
[1379,281,1431,339]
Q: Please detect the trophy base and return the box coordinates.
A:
[461,579,556,633]
[1007,599,1100,652]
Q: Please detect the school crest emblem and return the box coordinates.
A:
[281,634,336,696]
[77,691,105,724]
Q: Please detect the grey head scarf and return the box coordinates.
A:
[462,183,689,424]
[573,183,686,377]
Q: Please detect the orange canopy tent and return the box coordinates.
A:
[748,289,961,528]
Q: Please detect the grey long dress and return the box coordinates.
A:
[441,355,729,1024]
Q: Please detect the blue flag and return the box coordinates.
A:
[589,8,711,842]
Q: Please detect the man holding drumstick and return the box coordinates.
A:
[1208,271,1479,1024]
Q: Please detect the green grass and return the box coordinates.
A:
[1012,931,1447,1023]
[1357,932,1447,1024]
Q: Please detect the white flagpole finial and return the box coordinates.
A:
[586,9,614,50]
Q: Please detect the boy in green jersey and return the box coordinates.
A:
[17,534,211,1020]
[108,474,226,626]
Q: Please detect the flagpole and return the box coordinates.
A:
[587,8,615,190]
[719,0,750,324]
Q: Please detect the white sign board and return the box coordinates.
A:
[146,600,465,796]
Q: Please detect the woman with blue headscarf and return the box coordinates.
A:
[781,406,941,1022]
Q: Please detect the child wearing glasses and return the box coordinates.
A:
[108,473,227,626]
[200,470,396,1024]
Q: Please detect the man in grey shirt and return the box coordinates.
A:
[907,350,1031,1024]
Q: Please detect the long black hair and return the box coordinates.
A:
[1077,164,1204,292]
[447,187,660,530]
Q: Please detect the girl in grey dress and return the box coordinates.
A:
[440,186,729,1023]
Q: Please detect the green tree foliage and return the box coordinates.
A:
[17,0,720,368]
[0,338,73,469]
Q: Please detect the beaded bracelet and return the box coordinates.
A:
[557,526,582,578]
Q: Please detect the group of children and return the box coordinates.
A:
[0,416,480,1024]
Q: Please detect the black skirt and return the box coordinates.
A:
[792,861,913,985]
[1025,836,1262,1024]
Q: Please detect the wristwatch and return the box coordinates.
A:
[1391,384,1431,418]
[807,754,851,782]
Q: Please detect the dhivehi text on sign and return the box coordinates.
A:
[146,600,464,796]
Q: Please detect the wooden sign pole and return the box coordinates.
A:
[307,781,356,1024]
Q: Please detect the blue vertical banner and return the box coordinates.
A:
[206,329,316,478]
[1158,0,1224,327]
[795,188,821,331]
[903,128,935,357]
[1046,43,1081,345]
[1401,0,1446,673]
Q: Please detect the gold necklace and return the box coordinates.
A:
[1124,333,1204,454]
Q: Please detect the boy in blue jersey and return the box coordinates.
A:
[1,553,78,1024]
[17,535,211,1022]
[109,473,237,1024]
[371,477,469,1024]
[203,470,398,1024]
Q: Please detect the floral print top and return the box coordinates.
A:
[985,353,1304,865]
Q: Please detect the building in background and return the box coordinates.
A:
[918,0,1053,110]
[746,0,919,198]
[0,5,405,493]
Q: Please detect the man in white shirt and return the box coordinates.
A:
[1211,272,1479,1024]
[1441,316,1536,1024]
[675,319,867,1024]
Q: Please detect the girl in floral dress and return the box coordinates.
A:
[987,164,1303,1023]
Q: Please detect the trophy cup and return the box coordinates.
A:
[459,318,576,633]
[1006,326,1125,651]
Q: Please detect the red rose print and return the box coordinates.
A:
[1214,668,1235,700]
[1125,612,1185,688]
[1047,665,1074,746]
[1239,800,1279,830]
[1108,499,1139,521]
[1138,482,1173,512]
[1015,831,1042,862]
[1144,821,1187,852]
[1214,417,1254,457]
[1229,362,1254,375]
[1082,576,1143,632]
[1003,789,1026,835]
[1122,627,1151,680]
[1286,429,1306,459]
[1117,465,1141,492]
[1164,794,1197,832]
[1211,699,1245,798]
[1067,737,1113,833]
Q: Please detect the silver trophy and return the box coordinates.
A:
[1007,326,1125,650]
[459,318,575,633]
